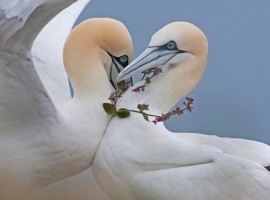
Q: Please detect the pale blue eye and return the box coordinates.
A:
[119,55,128,63]
[166,41,177,50]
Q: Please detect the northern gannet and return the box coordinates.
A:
[93,22,270,200]
[118,19,270,169]
[0,0,132,199]
[117,20,270,168]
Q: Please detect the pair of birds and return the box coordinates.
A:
[1,0,270,199]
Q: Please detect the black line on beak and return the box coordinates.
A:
[160,52,180,66]
[124,48,160,75]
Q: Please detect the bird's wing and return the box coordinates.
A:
[0,0,88,130]
[132,154,270,200]
[174,133,270,167]
[32,0,90,105]
[121,127,270,199]
[0,0,45,44]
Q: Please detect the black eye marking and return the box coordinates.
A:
[166,41,177,50]
[119,55,128,65]
[148,41,187,54]
[149,40,178,51]
[115,55,129,67]
[106,52,131,89]
[107,52,129,69]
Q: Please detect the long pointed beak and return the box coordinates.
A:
[116,47,182,82]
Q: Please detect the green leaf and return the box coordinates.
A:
[142,113,149,121]
[103,103,116,115]
[116,108,130,118]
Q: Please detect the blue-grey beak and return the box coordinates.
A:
[116,46,185,82]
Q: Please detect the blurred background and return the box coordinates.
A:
[75,0,270,144]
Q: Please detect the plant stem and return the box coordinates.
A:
[127,109,160,117]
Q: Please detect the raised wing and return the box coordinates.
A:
[0,0,44,44]
[0,0,88,130]
[32,0,90,105]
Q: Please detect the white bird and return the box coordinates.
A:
[93,22,270,200]
[116,20,270,169]
[28,2,113,199]
[0,0,132,198]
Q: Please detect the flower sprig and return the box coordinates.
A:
[102,67,195,124]
[102,97,194,124]
[152,97,194,124]
[132,67,162,92]
[108,79,131,105]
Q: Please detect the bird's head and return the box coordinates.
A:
[63,18,133,92]
[117,21,208,82]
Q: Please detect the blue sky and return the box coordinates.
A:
[75,0,270,144]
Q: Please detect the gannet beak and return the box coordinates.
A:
[116,46,185,82]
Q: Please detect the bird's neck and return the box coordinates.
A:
[64,38,111,100]
[118,58,205,115]
[70,59,112,100]
[45,60,113,183]
[59,58,113,144]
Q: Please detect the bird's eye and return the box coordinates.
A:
[119,55,128,64]
[166,41,177,50]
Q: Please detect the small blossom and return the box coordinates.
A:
[137,104,149,112]
[153,67,162,76]
[173,106,184,115]
[145,77,151,84]
[109,91,122,105]
[132,87,141,92]
[152,113,170,124]
[132,67,162,93]
[117,79,131,92]
[183,97,194,112]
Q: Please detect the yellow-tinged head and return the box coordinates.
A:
[117,21,208,82]
[150,21,208,61]
[116,22,208,114]
[63,18,133,96]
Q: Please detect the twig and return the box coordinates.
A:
[132,67,162,92]
[103,67,195,124]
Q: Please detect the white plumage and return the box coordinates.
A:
[0,0,43,44]
[93,21,270,200]
[0,1,90,198]
[0,0,133,199]
[175,133,270,167]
